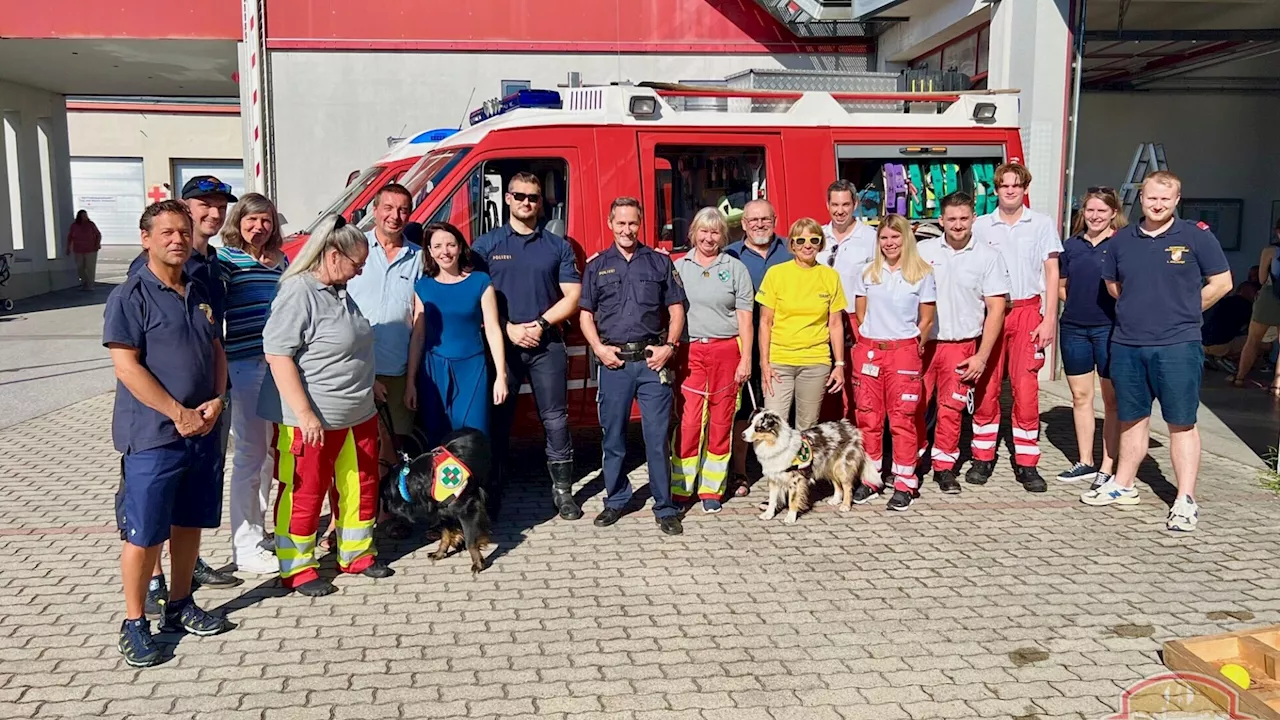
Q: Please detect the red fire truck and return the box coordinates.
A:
[282,127,457,253]
[376,83,1024,432]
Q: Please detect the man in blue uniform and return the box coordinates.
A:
[1085,170,1233,533]
[471,172,583,520]
[106,200,234,666]
[724,199,790,496]
[580,197,687,535]
[126,176,241,617]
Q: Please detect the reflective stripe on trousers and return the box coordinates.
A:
[971,302,1046,466]
[671,338,740,500]
[271,416,379,589]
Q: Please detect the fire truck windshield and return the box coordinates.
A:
[358,147,471,231]
[303,166,383,235]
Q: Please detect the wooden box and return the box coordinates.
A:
[1163,625,1280,719]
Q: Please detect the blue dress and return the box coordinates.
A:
[414,272,493,444]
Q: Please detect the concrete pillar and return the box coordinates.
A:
[987,0,1072,223]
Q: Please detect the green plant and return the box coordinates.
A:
[1259,446,1280,493]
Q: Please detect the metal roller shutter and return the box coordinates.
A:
[70,157,145,246]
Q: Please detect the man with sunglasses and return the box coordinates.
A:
[725,199,790,495]
[472,172,583,521]
[821,180,877,423]
[969,162,1063,492]
[125,176,242,619]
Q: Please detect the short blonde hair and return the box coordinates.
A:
[688,206,729,249]
[788,217,825,251]
[1142,170,1182,195]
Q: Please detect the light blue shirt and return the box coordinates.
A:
[346,231,423,376]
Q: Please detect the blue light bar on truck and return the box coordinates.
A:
[469,89,562,125]
[411,128,459,144]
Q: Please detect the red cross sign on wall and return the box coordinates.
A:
[147,185,168,203]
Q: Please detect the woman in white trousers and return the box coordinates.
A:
[216,193,289,574]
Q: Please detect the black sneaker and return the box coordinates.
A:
[192,558,243,590]
[161,597,231,637]
[1056,462,1097,483]
[144,575,168,622]
[886,490,914,512]
[1015,466,1047,493]
[851,484,879,505]
[361,561,395,579]
[118,618,160,668]
[965,460,994,485]
[934,470,961,495]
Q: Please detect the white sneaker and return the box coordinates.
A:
[235,547,279,575]
[1081,479,1140,506]
[1166,496,1198,532]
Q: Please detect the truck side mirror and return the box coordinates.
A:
[350,208,366,225]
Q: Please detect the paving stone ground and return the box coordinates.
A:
[2,390,1278,720]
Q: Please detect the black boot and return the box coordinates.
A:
[547,459,582,521]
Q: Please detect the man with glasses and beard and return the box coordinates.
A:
[724,199,790,496]
[472,172,583,521]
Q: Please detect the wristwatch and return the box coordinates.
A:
[834,361,846,367]
[535,316,551,331]
[665,340,680,350]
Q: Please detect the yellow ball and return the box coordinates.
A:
[1220,663,1251,690]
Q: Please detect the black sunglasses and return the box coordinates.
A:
[1087,186,1116,196]
[510,192,541,204]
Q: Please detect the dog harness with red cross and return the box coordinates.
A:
[430,448,471,503]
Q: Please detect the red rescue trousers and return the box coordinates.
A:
[853,337,923,492]
[971,299,1046,467]
[271,416,379,589]
[672,338,741,500]
[819,312,858,425]
[915,338,977,472]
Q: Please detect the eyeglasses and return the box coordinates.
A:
[1087,186,1117,196]
[792,236,823,247]
[190,178,233,195]
[341,252,366,272]
[745,217,775,226]
[510,192,541,204]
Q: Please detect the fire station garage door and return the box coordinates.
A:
[70,157,145,246]
[173,160,246,206]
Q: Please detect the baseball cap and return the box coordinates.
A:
[181,175,238,202]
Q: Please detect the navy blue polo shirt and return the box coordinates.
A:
[581,244,687,344]
[104,265,222,454]
[1102,219,1230,346]
[725,236,791,291]
[1058,234,1116,327]
[471,225,581,324]
[129,245,225,326]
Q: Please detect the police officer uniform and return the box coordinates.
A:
[581,244,686,534]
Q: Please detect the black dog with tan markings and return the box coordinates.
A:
[742,410,876,524]
[380,428,492,575]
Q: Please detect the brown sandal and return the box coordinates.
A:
[732,473,751,497]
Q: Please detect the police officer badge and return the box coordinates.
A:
[198,303,214,325]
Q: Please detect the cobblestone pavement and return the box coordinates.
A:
[2,391,1279,720]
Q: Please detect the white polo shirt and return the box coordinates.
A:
[822,221,878,313]
[972,207,1063,302]
[849,261,937,341]
[918,235,1011,341]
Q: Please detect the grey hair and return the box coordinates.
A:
[281,214,368,282]
[688,206,729,249]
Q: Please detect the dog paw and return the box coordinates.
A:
[826,496,841,506]
[470,563,485,576]
[783,512,798,525]
[758,511,775,521]
[839,504,852,513]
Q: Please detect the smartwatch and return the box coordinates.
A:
[535,316,551,331]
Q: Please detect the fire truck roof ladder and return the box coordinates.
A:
[1121,143,1169,217]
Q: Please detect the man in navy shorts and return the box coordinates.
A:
[105,200,233,666]
[1083,171,1233,533]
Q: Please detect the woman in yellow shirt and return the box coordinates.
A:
[756,218,847,429]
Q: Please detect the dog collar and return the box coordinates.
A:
[396,464,411,502]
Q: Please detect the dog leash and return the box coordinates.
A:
[374,401,414,502]
[744,380,759,414]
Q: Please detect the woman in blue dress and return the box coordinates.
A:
[405,222,508,444]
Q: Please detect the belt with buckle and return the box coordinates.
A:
[861,338,918,351]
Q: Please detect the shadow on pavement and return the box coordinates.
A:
[0,283,117,316]
[1198,363,1280,460]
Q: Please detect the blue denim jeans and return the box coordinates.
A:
[1110,341,1203,426]
[1059,323,1112,379]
